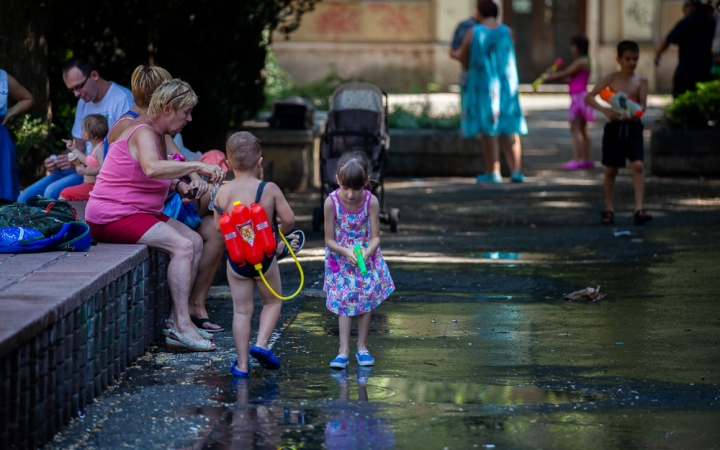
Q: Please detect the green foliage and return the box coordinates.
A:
[388,103,461,130]
[44,0,319,150]
[6,114,63,187]
[264,60,354,111]
[662,80,720,129]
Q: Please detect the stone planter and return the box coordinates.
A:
[386,129,513,177]
[651,128,720,177]
[234,128,319,192]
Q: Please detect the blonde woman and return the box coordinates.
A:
[85,80,225,352]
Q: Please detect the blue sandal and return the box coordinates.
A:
[249,346,281,370]
[230,359,250,377]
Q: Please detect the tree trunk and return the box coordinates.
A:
[0,0,50,121]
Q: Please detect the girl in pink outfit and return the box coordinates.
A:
[59,114,108,201]
[544,35,595,170]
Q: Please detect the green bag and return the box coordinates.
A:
[0,196,80,237]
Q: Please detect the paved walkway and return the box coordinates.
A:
[49,99,720,450]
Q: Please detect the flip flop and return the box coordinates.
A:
[249,346,281,370]
[191,317,224,333]
[278,230,305,261]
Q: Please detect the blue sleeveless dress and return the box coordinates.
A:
[0,69,20,202]
[461,24,528,137]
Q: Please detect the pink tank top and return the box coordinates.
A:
[85,124,171,224]
[568,70,590,94]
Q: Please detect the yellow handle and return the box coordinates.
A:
[255,230,304,300]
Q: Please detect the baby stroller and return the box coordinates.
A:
[312,82,399,232]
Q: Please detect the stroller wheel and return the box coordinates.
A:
[312,207,323,232]
[389,208,400,233]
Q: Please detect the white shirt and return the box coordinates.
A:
[72,81,134,139]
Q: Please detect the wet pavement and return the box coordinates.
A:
[48,97,720,449]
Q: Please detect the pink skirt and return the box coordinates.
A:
[568,92,595,122]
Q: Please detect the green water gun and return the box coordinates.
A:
[354,244,367,275]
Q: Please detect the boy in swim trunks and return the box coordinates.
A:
[213,132,296,377]
[585,40,653,226]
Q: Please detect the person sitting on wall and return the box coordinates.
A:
[85,79,225,352]
[19,58,134,201]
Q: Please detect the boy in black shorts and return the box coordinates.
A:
[586,40,652,226]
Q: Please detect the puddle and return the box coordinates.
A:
[481,252,521,260]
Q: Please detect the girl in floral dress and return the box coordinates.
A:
[323,151,394,369]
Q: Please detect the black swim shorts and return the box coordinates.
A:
[601,120,644,168]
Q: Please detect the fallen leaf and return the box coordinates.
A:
[564,286,605,302]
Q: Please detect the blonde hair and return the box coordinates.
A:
[147,79,198,117]
[82,114,109,140]
[336,150,369,190]
[131,65,172,108]
[226,132,261,171]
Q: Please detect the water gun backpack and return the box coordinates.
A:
[0,196,92,253]
[219,200,304,300]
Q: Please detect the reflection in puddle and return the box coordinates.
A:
[482,252,520,260]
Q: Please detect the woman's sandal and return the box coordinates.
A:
[600,210,614,225]
[165,329,215,352]
[191,317,224,333]
[164,319,214,340]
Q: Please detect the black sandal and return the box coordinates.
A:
[191,317,224,333]
[600,210,614,225]
[634,210,653,226]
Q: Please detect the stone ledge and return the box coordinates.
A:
[0,244,170,449]
[0,244,149,359]
[651,128,720,177]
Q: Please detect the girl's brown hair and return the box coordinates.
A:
[336,150,369,190]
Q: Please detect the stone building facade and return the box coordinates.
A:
[271,0,688,93]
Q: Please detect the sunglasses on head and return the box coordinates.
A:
[67,73,91,93]
[169,89,192,103]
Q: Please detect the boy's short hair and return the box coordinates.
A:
[617,40,639,57]
[226,132,262,171]
[571,34,589,56]
[82,114,109,140]
[477,0,498,18]
[131,65,173,108]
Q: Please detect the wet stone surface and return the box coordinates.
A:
[48,103,720,449]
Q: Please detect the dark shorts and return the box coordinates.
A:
[601,121,644,168]
[88,213,170,244]
[227,253,275,278]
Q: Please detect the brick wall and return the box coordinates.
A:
[0,248,170,450]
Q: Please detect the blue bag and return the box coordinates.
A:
[162,193,202,229]
[0,222,92,253]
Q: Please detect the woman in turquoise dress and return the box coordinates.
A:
[459,0,527,183]
[0,69,35,203]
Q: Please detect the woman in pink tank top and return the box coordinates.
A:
[86,79,225,352]
[105,65,228,335]
[542,34,596,170]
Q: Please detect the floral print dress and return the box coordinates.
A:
[324,189,394,316]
